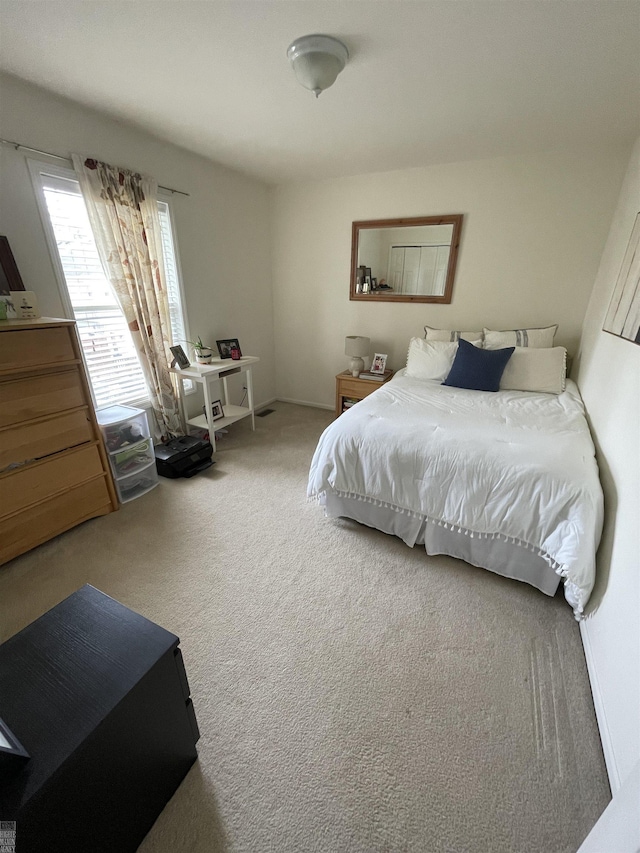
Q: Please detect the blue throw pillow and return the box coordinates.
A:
[443,339,514,392]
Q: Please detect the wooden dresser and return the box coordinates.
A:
[0,318,118,566]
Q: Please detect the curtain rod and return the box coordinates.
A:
[0,138,190,197]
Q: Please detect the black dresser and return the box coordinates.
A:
[0,585,199,852]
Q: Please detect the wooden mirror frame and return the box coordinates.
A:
[350,214,463,303]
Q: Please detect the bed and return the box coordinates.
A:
[308,349,604,618]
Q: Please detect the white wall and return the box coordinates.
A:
[271,150,628,407]
[577,760,640,853]
[0,72,275,407]
[575,136,640,793]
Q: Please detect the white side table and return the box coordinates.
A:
[170,357,259,452]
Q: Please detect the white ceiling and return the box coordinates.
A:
[0,1,639,184]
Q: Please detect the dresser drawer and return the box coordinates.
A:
[0,370,86,429]
[0,478,113,566]
[0,326,76,372]
[0,444,105,517]
[0,409,93,471]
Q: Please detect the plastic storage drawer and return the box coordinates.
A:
[97,405,150,454]
[115,460,159,503]
[112,438,155,478]
[96,405,158,503]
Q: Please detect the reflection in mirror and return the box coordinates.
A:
[350,215,463,303]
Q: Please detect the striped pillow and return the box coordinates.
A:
[483,325,557,349]
[424,325,483,345]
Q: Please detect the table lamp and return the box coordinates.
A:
[345,336,370,377]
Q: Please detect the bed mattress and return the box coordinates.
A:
[308,371,604,618]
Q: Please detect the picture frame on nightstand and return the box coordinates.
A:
[370,353,388,374]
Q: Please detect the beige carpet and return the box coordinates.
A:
[0,402,610,853]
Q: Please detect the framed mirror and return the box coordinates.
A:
[350,214,463,303]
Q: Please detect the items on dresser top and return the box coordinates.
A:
[0,318,118,566]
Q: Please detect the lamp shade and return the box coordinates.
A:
[345,336,370,357]
[287,35,349,98]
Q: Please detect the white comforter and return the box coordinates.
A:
[308,372,603,617]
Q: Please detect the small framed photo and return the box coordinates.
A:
[216,338,242,359]
[370,352,388,374]
[206,400,224,421]
[170,344,190,369]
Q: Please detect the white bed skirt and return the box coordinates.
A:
[322,493,562,598]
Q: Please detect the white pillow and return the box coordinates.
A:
[424,325,482,346]
[499,346,567,394]
[483,324,558,349]
[406,338,458,382]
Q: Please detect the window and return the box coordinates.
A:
[31,162,190,408]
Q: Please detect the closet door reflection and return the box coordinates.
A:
[388,244,451,295]
[350,215,463,304]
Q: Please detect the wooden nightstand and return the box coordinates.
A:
[335,370,394,418]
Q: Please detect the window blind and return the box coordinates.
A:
[158,201,187,351]
[41,174,189,408]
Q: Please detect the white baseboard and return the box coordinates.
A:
[580,620,620,793]
[276,396,334,411]
[255,397,277,411]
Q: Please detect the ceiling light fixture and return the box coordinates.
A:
[287,34,349,98]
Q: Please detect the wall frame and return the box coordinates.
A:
[603,211,640,345]
[0,237,26,294]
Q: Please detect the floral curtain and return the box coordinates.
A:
[72,154,183,439]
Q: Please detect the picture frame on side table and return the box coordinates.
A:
[216,338,242,359]
[0,237,26,294]
[170,345,191,369]
[370,353,388,374]
[203,400,225,421]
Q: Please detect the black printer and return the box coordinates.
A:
[154,435,214,479]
